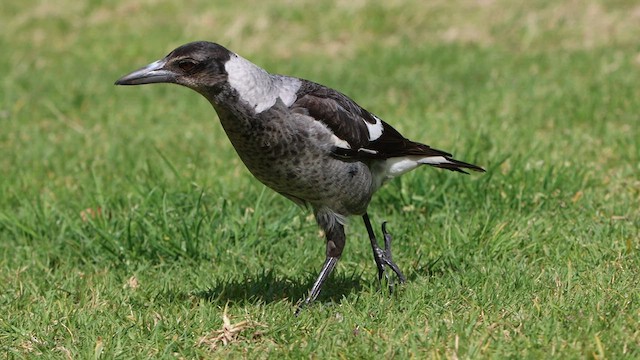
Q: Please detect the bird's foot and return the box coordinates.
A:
[372,222,406,293]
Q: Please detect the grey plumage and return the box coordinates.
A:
[115,41,485,312]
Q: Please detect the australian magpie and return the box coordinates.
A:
[115,41,484,312]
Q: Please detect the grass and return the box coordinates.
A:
[1,0,639,358]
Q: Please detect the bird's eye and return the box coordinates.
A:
[177,59,197,72]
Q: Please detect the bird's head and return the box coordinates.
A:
[115,41,232,93]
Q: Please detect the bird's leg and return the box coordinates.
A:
[363,213,406,292]
[296,256,339,315]
[296,215,346,315]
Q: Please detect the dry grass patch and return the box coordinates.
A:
[196,306,268,352]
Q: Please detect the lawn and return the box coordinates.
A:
[1,0,638,358]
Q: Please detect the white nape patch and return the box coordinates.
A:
[225,54,301,114]
[364,116,384,141]
[371,155,454,189]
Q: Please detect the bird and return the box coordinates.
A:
[115,41,485,313]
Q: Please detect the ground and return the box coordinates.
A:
[1,0,638,358]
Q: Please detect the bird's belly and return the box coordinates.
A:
[221,127,371,214]
[238,141,373,215]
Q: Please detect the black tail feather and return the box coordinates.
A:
[432,157,486,174]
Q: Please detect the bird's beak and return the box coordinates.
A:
[114,59,175,85]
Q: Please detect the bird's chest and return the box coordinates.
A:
[216,106,303,159]
[214,105,322,184]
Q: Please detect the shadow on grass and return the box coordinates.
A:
[154,256,457,309]
[188,257,456,307]
[187,269,364,307]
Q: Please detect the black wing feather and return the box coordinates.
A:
[292,81,447,158]
[291,83,372,149]
[291,80,485,173]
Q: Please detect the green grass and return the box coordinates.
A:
[1,0,639,358]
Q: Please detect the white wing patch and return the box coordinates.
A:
[331,134,351,150]
[365,115,384,141]
[225,54,300,114]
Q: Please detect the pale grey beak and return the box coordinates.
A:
[115,59,175,85]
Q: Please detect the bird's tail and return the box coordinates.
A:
[417,155,485,174]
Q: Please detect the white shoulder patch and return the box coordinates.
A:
[365,115,384,141]
[274,75,301,108]
[225,54,300,114]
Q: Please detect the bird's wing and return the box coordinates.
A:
[290,81,453,161]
